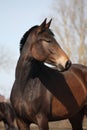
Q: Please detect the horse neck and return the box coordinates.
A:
[15,54,40,85]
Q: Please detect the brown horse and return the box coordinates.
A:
[10,19,87,130]
[0,102,16,130]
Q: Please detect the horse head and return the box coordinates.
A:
[20,18,71,71]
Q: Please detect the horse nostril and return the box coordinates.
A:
[65,60,72,70]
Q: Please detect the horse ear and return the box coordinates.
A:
[46,19,52,29]
[37,18,47,33]
[40,18,47,28]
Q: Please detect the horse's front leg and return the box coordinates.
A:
[16,117,30,130]
[4,122,9,130]
[36,113,49,130]
[69,109,84,130]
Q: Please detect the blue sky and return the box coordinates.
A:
[0,0,52,49]
[0,0,52,98]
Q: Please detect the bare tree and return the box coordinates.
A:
[0,44,16,71]
[50,0,87,64]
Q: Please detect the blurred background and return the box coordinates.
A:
[0,0,87,98]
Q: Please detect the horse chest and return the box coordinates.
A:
[13,78,52,120]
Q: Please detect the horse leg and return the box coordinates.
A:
[36,113,49,130]
[4,119,16,130]
[16,117,30,130]
[69,110,84,130]
[4,122,9,130]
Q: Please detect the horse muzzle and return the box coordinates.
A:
[57,60,72,72]
[44,60,71,71]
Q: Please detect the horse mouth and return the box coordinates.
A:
[44,62,70,72]
[44,62,63,71]
[44,62,56,69]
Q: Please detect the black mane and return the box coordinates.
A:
[20,25,38,53]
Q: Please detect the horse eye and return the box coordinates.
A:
[45,39,52,43]
[39,39,51,43]
[47,40,51,43]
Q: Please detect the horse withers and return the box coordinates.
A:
[10,19,87,130]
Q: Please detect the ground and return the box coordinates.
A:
[0,117,87,130]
